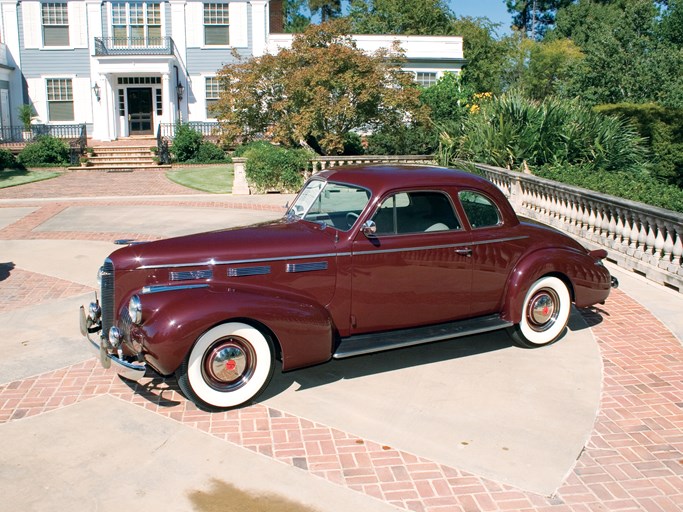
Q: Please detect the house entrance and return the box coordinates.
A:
[127,88,153,135]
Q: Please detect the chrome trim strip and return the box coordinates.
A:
[141,284,209,294]
[352,236,529,257]
[170,269,213,281]
[286,261,328,273]
[137,252,341,270]
[228,266,271,277]
[136,236,529,270]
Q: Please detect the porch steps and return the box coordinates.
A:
[70,144,170,171]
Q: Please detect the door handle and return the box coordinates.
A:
[128,114,131,121]
[454,247,472,257]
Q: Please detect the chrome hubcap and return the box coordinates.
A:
[527,288,559,332]
[202,337,256,391]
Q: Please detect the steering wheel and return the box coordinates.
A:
[346,212,359,228]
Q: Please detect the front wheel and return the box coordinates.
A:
[176,322,275,410]
[508,276,571,348]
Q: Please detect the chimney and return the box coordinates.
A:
[269,0,284,33]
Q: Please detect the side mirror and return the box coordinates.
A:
[361,220,377,238]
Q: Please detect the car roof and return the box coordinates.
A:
[316,164,499,195]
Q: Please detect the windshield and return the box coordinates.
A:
[287,179,371,232]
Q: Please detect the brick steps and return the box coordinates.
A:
[70,144,168,171]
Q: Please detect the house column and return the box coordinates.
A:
[251,1,268,57]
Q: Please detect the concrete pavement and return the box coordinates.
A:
[1,169,682,511]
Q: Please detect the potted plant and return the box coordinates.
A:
[18,104,35,141]
[79,156,91,167]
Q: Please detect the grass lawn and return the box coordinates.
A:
[0,169,60,189]
[167,164,234,193]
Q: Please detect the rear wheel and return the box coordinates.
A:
[508,276,571,348]
[176,322,274,410]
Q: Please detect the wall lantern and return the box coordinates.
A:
[92,83,101,102]
[176,83,185,102]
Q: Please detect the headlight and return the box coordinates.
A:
[97,266,103,286]
[128,295,142,324]
[108,326,122,348]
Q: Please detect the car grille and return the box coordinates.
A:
[100,259,115,339]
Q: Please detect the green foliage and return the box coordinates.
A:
[506,0,572,39]
[349,0,455,35]
[453,92,649,174]
[520,38,584,100]
[17,136,70,166]
[195,141,230,163]
[341,132,364,155]
[595,103,683,187]
[171,123,203,162]
[242,143,312,192]
[420,72,474,125]
[366,123,439,155]
[0,149,17,170]
[17,104,35,130]
[536,165,683,213]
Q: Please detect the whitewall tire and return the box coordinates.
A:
[176,322,274,410]
[508,276,571,348]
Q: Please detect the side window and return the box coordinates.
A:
[372,191,461,235]
[459,191,501,228]
[42,3,69,47]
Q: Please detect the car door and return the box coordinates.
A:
[350,189,473,334]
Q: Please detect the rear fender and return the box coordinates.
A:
[501,248,611,323]
[130,285,334,376]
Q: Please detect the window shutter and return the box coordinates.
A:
[68,2,87,48]
[186,2,202,47]
[229,2,248,48]
[22,1,41,49]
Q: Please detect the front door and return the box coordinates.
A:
[127,88,153,135]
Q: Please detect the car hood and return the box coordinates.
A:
[108,219,338,271]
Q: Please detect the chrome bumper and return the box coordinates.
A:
[79,305,147,381]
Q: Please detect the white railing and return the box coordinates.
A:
[475,163,683,293]
[310,154,437,172]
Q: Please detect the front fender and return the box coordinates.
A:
[130,284,335,376]
[501,247,611,323]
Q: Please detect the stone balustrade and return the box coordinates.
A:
[232,156,683,293]
[474,163,683,293]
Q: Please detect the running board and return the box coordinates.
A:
[333,314,513,359]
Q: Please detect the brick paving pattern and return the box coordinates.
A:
[1,172,681,511]
[0,290,681,511]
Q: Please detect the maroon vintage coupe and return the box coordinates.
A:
[80,165,616,410]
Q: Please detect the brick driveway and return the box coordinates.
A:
[1,170,681,511]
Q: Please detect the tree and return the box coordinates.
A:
[308,0,341,21]
[519,38,585,100]
[551,0,682,107]
[283,0,311,32]
[348,0,455,35]
[506,0,572,39]
[451,17,515,94]
[213,20,425,155]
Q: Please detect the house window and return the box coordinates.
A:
[415,72,437,87]
[204,3,229,46]
[46,78,74,121]
[205,77,223,117]
[111,2,162,46]
[42,3,69,46]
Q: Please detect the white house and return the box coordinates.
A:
[0,0,464,142]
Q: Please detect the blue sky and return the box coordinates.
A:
[447,0,513,34]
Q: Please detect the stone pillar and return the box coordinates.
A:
[232,157,250,195]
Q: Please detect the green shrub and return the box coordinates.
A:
[0,149,17,170]
[171,123,203,162]
[454,91,649,175]
[366,123,440,155]
[536,164,683,213]
[243,143,311,193]
[342,132,364,155]
[595,103,683,187]
[17,136,69,166]
[194,141,230,163]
